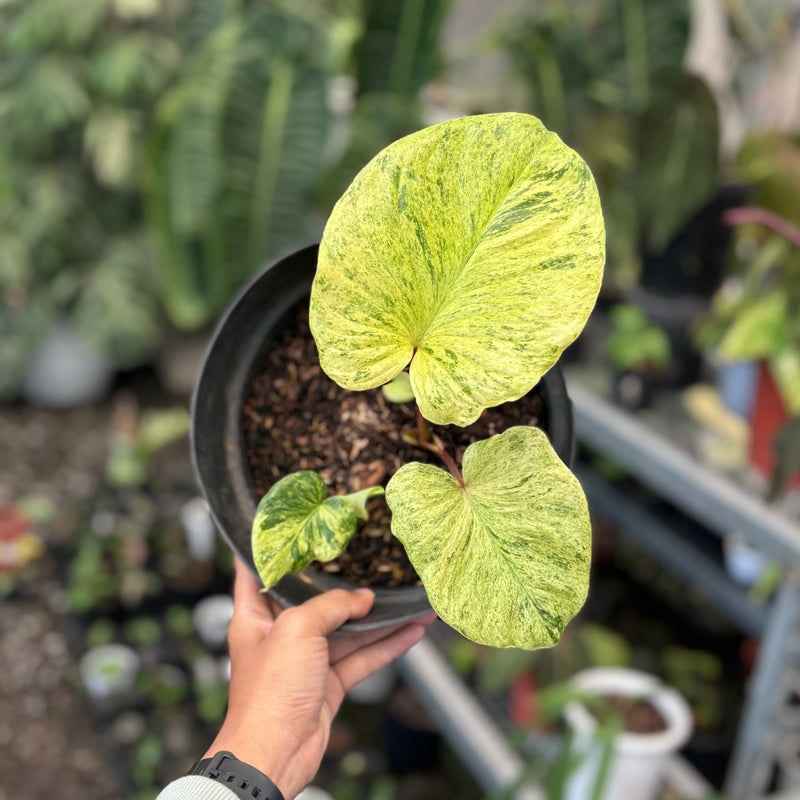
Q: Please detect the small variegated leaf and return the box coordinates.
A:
[310,112,604,426]
[381,372,416,404]
[252,471,357,590]
[342,485,385,521]
[385,426,590,649]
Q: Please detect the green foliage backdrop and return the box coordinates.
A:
[0,0,450,398]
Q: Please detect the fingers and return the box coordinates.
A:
[232,558,265,609]
[329,611,438,664]
[333,623,426,698]
[329,623,407,664]
[229,559,275,647]
[277,588,375,638]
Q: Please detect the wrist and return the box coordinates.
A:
[204,729,305,799]
[190,751,286,800]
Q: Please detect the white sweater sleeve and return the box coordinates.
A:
[157,775,240,800]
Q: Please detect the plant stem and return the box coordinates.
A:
[416,406,430,446]
[432,434,465,488]
[411,408,465,487]
[723,206,800,250]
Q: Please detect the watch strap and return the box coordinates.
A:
[188,751,285,800]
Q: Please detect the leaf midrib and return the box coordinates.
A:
[413,143,545,351]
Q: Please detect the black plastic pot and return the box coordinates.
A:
[191,244,576,630]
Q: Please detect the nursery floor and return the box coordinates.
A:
[0,402,120,800]
[0,374,482,800]
[0,367,749,799]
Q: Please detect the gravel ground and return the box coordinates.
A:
[0,401,121,800]
[0,600,120,800]
[0,391,477,800]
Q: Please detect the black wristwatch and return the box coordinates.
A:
[187,750,286,800]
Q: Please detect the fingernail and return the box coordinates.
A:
[355,588,374,598]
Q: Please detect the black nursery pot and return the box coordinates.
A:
[191,244,576,630]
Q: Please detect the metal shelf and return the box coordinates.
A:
[569,383,800,565]
[569,383,800,800]
[399,638,544,800]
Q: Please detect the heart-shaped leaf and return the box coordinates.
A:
[385,426,590,649]
[251,471,383,590]
[310,112,604,426]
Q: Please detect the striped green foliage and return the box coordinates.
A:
[385,427,590,649]
[310,112,604,426]
[252,472,383,591]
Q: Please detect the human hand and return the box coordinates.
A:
[204,560,437,799]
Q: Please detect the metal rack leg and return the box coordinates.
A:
[725,576,800,800]
[398,638,544,800]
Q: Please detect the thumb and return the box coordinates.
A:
[278,588,374,637]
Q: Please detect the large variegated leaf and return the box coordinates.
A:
[310,112,605,426]
[251,471,382,590]
[385,426,590,649]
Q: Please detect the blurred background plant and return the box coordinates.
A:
[696,134,800,412]
[317,0,450,212]
[0,0,451,402]
[0,0,178,398]
[498,0,720,295]
[146,0,335,330]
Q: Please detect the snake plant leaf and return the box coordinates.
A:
[310,112,604,427]
[252,471,359,590]
[385,426,591,649]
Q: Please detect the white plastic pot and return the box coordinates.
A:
[21,323,113,408]
[346,663,396,705]
[295,787,335,800]
[192,594,234,649]
[180,497,216,563]
[723,534,769,587]
[80,644,141,706]
[562,668,693,800]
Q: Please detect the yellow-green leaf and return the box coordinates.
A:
[771,349,800,415]
[342,485,385,520]
[382,371,416,403]
[252,471,358,590]
[719,292,787,362]
[385,426,591,649]
[310,112,605,426]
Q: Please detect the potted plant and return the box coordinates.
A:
[561,668,693,800]
[696,204,800,497]
[695,132,800,497]
[192,112,605,649]
[80,643,142,710]
[604,303,672,411]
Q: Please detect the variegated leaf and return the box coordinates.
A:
[310,112,604,426]
[385,426,590,649]
[251,471,383,590]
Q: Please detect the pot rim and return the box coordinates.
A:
[564,667,694,755]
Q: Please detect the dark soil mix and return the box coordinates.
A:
[594,694,669,734]
[242,306,548,588]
